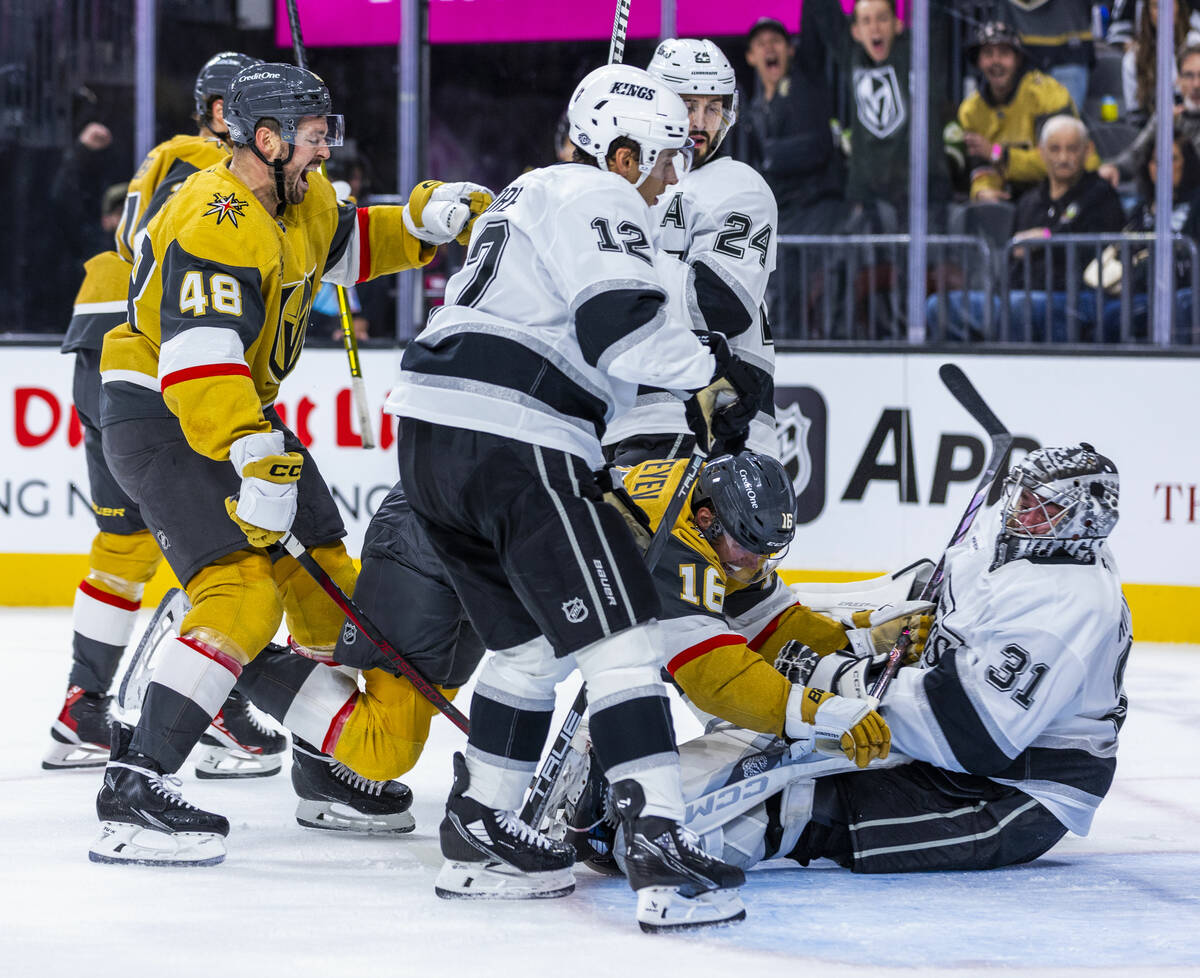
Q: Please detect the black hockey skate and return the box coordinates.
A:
[436,751,576,900]
[611,780,746,933]
[195,689,287,780]
[291,737,415,834]
[563,750,620,876]
[90,722,229,866]
[43,685,112,770]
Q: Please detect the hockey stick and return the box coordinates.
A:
[519,0,636,829]
[866,363,1012,706]
[279,532,470,734]
[284,0,376,450]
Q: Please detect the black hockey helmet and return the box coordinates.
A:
[694,451,797,556]
[193,51,260,118]
[967,21,1024,63]
[223,63,344,149]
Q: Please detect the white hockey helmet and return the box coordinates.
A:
[567,64,690,187]
[994,443,1119,568]
[647,38,739,155]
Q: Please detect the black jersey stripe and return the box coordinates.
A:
[575,287,667,369]
[924,649,1015,775]
[324,201,359,276]
[693,259,753,338]
[402,331,610,436]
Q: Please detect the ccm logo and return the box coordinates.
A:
[268,462,303,478]
[684,774,768,821]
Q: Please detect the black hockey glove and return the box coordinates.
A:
[683,332,761,455]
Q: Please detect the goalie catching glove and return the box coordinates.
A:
[785,685,890,768]
[224,430,303,548]
[403,179,493,246]
[841,600,934,664]
[683,332,762,454]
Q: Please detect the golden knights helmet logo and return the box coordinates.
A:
[270,267,316,381]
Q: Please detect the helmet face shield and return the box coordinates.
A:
[285,114,345,149]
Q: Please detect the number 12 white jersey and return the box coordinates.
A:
[387,163,717,470]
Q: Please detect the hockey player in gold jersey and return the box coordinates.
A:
[618,452,929,756]
[46,52,289,777]
[89,62,491,866]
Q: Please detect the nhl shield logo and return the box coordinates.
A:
[155,528,171,551]
[562,597,589,624]
[776,402,813,498]
[853,65,906,139]
[342,621,357,646]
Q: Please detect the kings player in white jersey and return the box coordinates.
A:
[604,39,780,465]
[654,443,1129,874]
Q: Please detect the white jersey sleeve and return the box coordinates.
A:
[605,157,780,456]
[881,506,1129,835]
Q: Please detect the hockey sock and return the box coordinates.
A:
[130,636,241,773]
[69,576,142,692]
[578,625,683,821]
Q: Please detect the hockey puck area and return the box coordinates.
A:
[3,608,1198,976]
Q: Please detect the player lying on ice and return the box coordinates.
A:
[563,443,1129,877]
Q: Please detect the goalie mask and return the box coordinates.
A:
[193,51,260,133]
[567,64,690,188]
[646,38,739,161]
[694,451,797,584]
[995,443,1119,567]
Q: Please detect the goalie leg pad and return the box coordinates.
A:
[636,885,747,933]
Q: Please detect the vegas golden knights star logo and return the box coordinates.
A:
[270,268,316,381]
[203,192,248,227]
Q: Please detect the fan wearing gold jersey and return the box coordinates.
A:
[89,62,491,866]
[45,52,288,778]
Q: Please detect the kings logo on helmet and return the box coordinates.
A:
[609,81,656,100]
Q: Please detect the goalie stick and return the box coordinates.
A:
[866,362,1013,706]
[283,0,376,450]
[279,532,469,734]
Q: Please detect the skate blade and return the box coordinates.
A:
[294,799,416,835]
[434,860,575,900]
[194,745,283,780]
[636,886,747,933]
[88,821,226,867]
[42,739,109,770]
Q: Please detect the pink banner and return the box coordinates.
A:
[273,1,879,48]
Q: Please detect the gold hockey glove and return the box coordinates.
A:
[224,431,304,548]
[403,179,494,246]
[787,686,890,768]
[843,601,935,664]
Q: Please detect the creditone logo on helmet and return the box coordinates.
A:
[609,81,656,100]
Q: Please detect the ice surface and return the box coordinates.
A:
[2,608,1198,978]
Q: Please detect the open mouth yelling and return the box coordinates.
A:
[867,35,889,60]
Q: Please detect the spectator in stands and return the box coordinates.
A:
[928,116,1125,341]
[1087,128,1200,340]
[99,182,127,238]
[1101,44,1200,186]
[738,16,845,235]
[1121,0,1200,123]
[799,0,953,229]
[959,20,1099,203]
[1002,0,1095,111]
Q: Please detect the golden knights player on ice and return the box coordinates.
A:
[604,38,780,464]
[89,63,491,866]
[46,53,293,779]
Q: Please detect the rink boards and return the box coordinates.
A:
[2,346,1196,640]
